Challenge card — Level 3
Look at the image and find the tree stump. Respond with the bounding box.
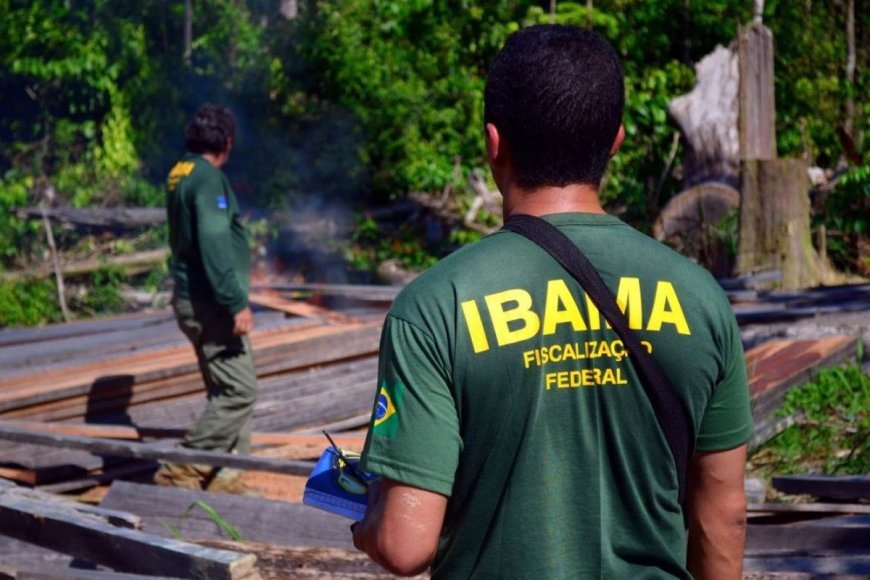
[653,182,740,278]
[737,159,830,288]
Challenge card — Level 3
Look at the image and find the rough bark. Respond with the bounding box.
[738,24,777,160]
[668,45,740,189]
[653,182,740,278]
[737,159,833,289]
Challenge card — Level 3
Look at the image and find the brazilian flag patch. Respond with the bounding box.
[373,385,401,437]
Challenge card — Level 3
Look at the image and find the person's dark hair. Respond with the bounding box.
[185,104,236,155]
[484,25,624,189]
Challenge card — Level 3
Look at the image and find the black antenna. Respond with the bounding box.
[323,430,369,488]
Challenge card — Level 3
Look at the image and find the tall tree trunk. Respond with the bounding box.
[280,0,298,20]
[845,0,855,137]
[738,24,776,161]
[183,0,193,65]
[735,23,835,288]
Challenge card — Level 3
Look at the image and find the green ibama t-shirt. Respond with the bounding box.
[361,212,753,580]
[165,153,250,314]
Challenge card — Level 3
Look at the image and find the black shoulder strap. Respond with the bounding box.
[502,213,694,508]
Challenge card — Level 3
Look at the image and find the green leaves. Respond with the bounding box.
[755,360,870,476]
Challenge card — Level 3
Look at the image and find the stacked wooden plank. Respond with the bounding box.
[0,286,863,486]
[727,282,870,324]
[745,475,870,578]
[0,299,386,487]
[0,282,867,576]
[745,335,858,423]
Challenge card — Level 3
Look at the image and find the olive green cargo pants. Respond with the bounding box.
[172,296,257,455]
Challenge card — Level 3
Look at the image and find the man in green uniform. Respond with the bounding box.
[352,26,752,579]
[154,104,257,492]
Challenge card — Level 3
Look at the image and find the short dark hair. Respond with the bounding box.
[484,25,624,189]
[185,104,236,154]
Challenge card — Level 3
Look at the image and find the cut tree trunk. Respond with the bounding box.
[738,23,777,160]
[737,159,833,289]
[653,182,740,278]
[668,44,740,189]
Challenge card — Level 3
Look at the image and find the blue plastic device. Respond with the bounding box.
[303,447,378,521]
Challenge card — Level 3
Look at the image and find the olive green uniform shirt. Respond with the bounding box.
[362,213,753,579]
[166,153,250,313]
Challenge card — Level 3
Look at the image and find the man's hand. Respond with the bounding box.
[686,444,748,580]
[233,306,254,335]
[352,478,447,576]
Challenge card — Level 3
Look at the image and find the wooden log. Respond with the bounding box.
[0,421,363,449]
[36,462,158,494]
[253,283,401,303]
[101,481,355,549]
[748,502,870,515]
[0,249,169,281]
[743,552,870,577]
[0,311,174,348]
[772,475,870,502]
[746,514,870,553]
[0,488,257,578]
[14,207,167,229]
[14,569,183,580]
[0,423,315,476]
[247,292,354,323]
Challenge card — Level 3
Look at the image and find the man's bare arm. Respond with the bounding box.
[686,444,748,580]
[352,478,448,576]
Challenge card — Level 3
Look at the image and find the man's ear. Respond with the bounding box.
[609,124,625,157]
[485,123,502,167]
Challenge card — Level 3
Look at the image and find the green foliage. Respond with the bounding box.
[815,166,870,273]
[0,172,41,265]
[160,500,245,541]
[72,265,125,316]
[0,0,866,328]
[304,0,500,200]
[345,215,438,274]
[0,278,62,327]
[605,62,694,223]
[756,359,870,476]
[765,0,867,167]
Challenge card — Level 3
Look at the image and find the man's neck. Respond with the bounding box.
[200,151,227,168]
[502,183,606,219]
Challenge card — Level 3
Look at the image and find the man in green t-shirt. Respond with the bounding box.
[154,104,257,494]
[352,25,752,579]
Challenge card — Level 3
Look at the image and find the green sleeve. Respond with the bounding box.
[360,314,460,497]
[695,314,754,451]
[194,172,247,313]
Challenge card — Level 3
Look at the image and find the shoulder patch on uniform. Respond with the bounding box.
[374,387,396,427]
[217,195,228,209]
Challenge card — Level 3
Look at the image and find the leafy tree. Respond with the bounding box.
[0,0,865,325]
[765,0,867,166]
